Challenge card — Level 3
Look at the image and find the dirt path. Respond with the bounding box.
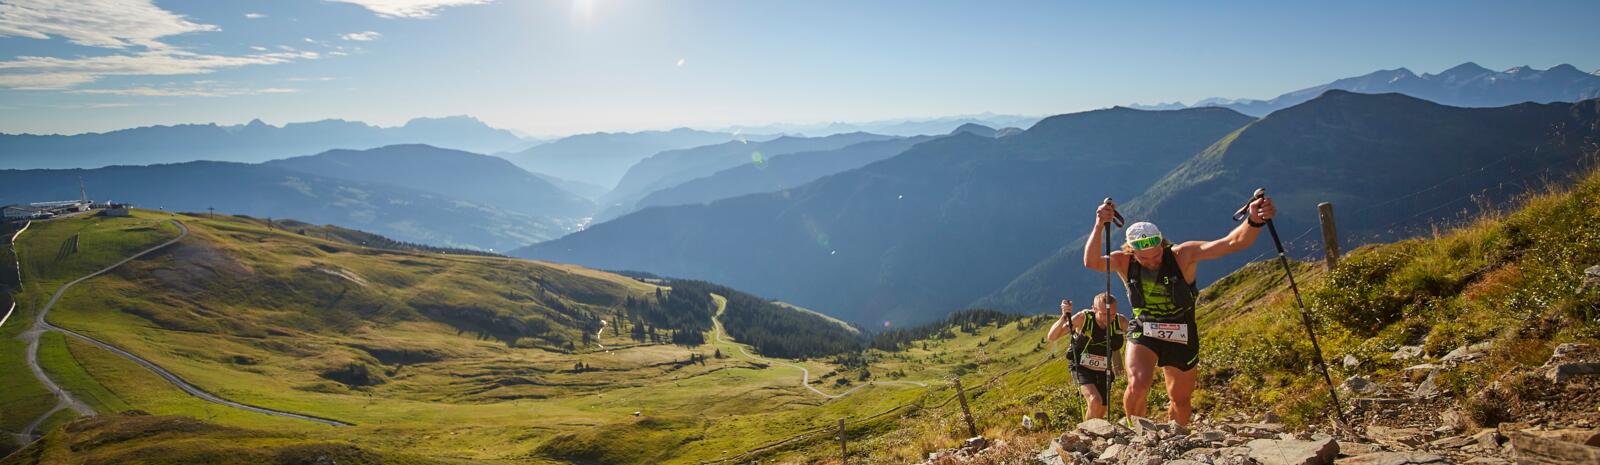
[16,220,347,443]
[709,294,926,399]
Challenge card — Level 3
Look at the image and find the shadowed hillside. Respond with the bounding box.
[984,91,1600,312]
[517,106,1257,327]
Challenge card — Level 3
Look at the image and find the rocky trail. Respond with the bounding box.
[916,342,1600,465]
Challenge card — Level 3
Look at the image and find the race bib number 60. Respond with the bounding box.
[1079,354,1108,371]
[1142,322,1189,344]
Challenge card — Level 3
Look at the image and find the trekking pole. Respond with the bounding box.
[1101,198,1123,417]
[1234,188,1348,426]
[1065,300,1079,373]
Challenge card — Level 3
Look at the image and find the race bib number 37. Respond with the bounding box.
[1142,322,1190,344]
[1080,354,1108,371]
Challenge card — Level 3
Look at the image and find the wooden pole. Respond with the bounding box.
[1317,202,1340,271]
[953,378,978,438]
[838,418,847,464]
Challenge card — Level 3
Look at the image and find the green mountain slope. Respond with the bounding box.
[982,91,1600,312]
[0,211,907,463]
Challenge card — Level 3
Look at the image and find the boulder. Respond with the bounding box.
[1098,443,1128,462]
[1439,341,1494,364]
[1391,346,1424,361]
[1337,441,1383,456]
[1343,354,1362,370]
[1580,265,1600,294]
[1343,376,1383,396]
[1427,435,1472,449]
[1438,410,1465,433]
[1333,451,1448,465]
[1400,364,1437,383]
[1541,343,1600,383]
[1471,428,1502,448]
[1411,373,1440,399]
[1527,428,1600,447]
[1127,416,1164,435]
[1037,444,1066,465]
[1076,418,1130,437]
[1365,426,1425,447]
[1509,430,1600,464]
[1246,437,1338,465]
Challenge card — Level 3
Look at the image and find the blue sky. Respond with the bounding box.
[1,0,1596,136]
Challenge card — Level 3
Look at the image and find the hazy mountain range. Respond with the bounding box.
[1132,62,1600,116]
[519,92,1600,327]
[263,144,595,220]
[1,145,589,251]
[596,132,902,221]
[517,106,1257,326]
[0,116,527,169]
[711,113,1041,137]
[632,135,939,213]
[629,124,1013,213]
[500,128,755,189]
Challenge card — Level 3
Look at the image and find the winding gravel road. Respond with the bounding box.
[15,219,347,444]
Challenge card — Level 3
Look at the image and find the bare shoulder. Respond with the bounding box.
[1171,240,1208,265]
[1107,249,1132,266]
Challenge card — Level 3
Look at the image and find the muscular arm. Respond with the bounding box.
[1083,220,1130,274]
[1046,311,1089,342]
[1173,195,1276,269]
[1174,219,1262,265]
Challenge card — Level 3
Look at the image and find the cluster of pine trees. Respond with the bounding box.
[716,286,861,358]
[622,282,717,346]
[869,309,1027,352]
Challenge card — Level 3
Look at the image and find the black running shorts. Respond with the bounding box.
[1128,333,1200,371]
[1071,366,1113,388]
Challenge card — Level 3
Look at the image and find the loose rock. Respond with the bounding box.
[1333,451,1448,465]
[1246,436,1338,465]
[1391,346,1424,361]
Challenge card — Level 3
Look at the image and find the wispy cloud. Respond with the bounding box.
[244,12,266,19]
[327,0,492,19]
[0,0,217,50]
[341,31,381,41]
[0,0,323,90]
[0,50,320,90]
[71,83,300,97]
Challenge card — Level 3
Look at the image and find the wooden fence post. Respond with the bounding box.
[953,378,978,438]
[838,418,847,464]
[1318,202,1340,271]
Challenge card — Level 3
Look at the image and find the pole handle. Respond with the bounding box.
[1102,198,1125,228]
[1231,188,1267,222]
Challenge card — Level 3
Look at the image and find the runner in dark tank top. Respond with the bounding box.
[1081,195,1276,427]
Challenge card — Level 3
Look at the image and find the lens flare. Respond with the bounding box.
[751,151,767,169]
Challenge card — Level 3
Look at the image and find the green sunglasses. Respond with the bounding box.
[1129,235,1163,251]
